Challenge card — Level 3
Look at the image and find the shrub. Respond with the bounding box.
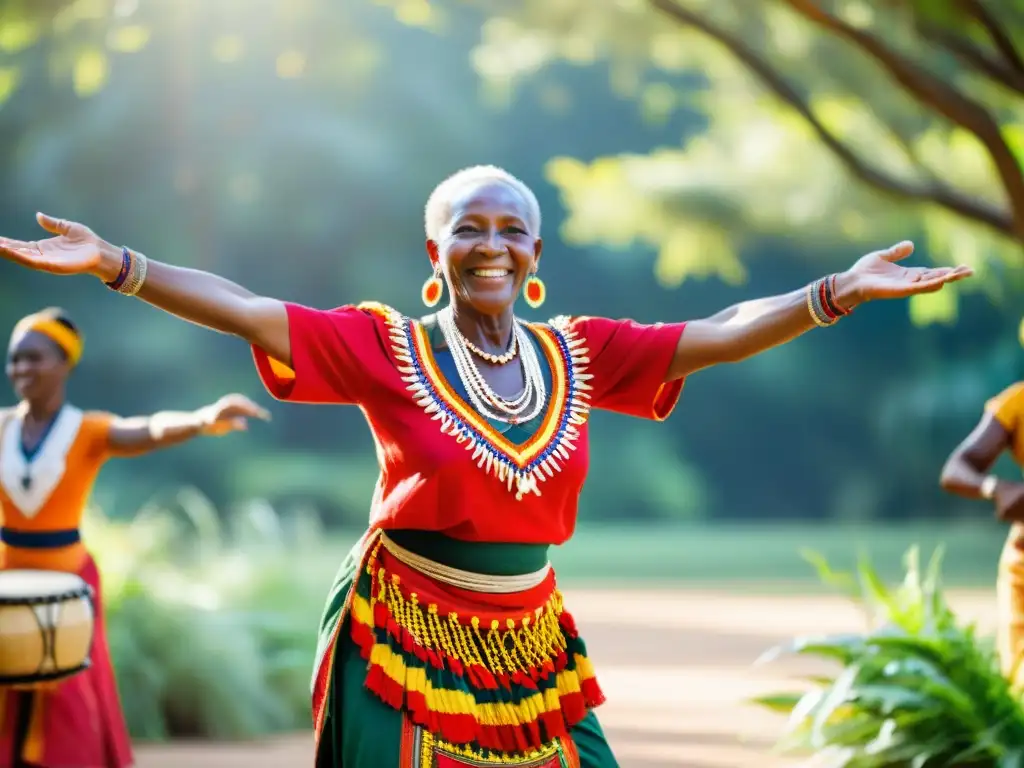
[753,546,1024,766]
[83,489,347,741]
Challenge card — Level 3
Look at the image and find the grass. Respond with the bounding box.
[77,491,1009,741]
[303,521,1008,587]
[549,520,1007,587]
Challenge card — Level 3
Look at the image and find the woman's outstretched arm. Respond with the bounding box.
[666,241,972,380]
[0,214,292,365]
[115,259,290,364]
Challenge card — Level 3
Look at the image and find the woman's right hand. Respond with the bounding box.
[0,213,121,281]
[2,211,292,363]
[995,480,1024,523]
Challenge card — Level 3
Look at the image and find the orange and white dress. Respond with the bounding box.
[0,404,133,768]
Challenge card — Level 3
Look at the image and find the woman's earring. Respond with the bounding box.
[422,270,444,307]
[523,273,546,309]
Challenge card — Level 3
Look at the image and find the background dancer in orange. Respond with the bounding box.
[0,307,269,767]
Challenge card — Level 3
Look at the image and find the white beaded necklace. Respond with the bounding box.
[437,307,547,425]
[461,331,518,365]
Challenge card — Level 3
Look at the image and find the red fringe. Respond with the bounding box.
[352,594,605,751]
[581,678,606,709]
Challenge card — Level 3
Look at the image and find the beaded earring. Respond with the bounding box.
[523,273,546,309]
[422,270,443,307]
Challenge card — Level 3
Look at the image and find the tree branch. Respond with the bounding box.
[919,22,1024,96]
[777,0,1024,239]
[958,0,1024,74]
[646,0,1014,238]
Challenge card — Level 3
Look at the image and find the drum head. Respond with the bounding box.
[0,569,90,604]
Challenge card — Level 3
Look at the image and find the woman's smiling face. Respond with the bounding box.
[428,180,542,317]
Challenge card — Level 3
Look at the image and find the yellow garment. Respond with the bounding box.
[986,382,1024,681]
[11,312,83,366]
[987,383,1024,464]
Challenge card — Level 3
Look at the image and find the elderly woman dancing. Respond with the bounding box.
[0,165,970,767]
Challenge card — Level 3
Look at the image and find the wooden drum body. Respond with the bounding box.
[0,569,95,689]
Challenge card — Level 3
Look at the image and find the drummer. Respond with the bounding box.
[0,307,269,767]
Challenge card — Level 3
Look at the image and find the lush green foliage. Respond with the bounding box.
[86,491,343,740]
[755,546,1024,766]
[445,0,1024,318]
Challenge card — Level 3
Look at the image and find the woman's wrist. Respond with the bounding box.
[193,405,215,431]
[832,270,862,310]
[91,241,126,283]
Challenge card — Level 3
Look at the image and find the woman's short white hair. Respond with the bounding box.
[424,165,541,241]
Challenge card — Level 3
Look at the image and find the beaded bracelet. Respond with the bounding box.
[104,247,131,291]
[104,246,148,297]
[825,274,852,318]
[806,274,853,328]
[807,279,834,327]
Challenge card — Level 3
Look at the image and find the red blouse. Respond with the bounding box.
[252,302,686,546]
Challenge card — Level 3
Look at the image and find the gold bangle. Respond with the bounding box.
[116,250,148,296]
[806,282,831,328]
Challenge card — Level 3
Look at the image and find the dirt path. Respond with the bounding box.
[135,587,998,767]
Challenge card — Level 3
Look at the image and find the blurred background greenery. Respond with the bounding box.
[2,0,1024,743]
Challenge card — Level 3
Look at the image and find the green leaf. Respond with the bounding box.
[750,692,803,713]
[853,684,930,715]
[757,633,866,666]
[811,664,867,748]
[801,548,859,596]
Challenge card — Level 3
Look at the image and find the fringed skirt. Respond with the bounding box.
[311,529,618,768]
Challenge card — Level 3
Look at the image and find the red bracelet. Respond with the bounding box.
[827,274,852,316]
[818,280,837,320]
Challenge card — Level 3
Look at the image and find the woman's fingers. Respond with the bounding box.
[36,213,72,236]
[0,239,41,266]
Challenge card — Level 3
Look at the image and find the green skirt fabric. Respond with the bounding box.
[310,530,620,768]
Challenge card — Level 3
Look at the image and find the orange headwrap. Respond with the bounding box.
[11,312,83,366]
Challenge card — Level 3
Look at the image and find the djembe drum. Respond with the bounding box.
[0,569,94,689]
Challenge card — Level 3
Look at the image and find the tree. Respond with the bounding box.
[10,0,1024,324]
[418,0,1024,323]
[0,0,444,104]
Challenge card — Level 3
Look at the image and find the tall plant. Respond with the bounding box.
[754,546,1024,766]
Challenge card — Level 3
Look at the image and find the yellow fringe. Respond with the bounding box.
[368,562,568,676]
[421,728,564,766]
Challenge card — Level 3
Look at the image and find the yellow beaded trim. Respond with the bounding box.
[421,728,564,766]
[370,560,569,676]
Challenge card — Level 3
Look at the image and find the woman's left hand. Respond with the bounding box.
[834,241,974,308]
[196,393,271,436]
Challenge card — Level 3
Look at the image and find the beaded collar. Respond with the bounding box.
[360,303,592,500]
